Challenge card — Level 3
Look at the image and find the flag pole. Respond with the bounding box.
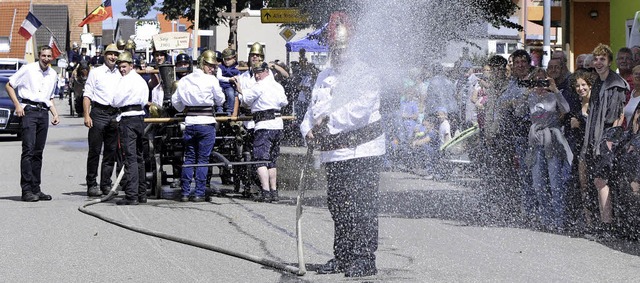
[29,1,37,62]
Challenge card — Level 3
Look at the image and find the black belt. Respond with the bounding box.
[118,105,143,112]
[92,102,117,113]
[185,106,215,116]
[317,120,384,151]
[252,109,281,123]
[22,99,49,110]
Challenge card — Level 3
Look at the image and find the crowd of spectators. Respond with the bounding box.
[380,44,640,241]
[267,44,640,241]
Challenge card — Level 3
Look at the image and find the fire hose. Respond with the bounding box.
[78,165,306,276]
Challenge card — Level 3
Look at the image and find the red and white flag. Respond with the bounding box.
[49,36,62,60]
[18,12,42,40]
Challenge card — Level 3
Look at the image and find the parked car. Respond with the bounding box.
[0,75,22,138]
[0,58,27,71]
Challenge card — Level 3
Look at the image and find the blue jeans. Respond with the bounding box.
[181,124,216,197]
[531,146,568,229]
[221,87,237,113]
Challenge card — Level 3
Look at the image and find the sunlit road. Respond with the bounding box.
[0,99,638,282]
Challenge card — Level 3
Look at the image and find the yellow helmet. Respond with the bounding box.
[198,50,217,68]
[248,42,264,57]
[116,51,134,64]
[116,39,126,50]
[103,44,120,56]
[125,39,136,50]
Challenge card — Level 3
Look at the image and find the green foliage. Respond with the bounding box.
[124,0,254,28]
[122,0,156,19]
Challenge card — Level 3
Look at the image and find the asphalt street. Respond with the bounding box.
[1,99,639,282]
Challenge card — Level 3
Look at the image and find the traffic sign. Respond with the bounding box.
[279,27,296,42]
[260,8,307,23]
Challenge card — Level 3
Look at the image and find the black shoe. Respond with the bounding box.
[270,190,279,202]
[36,192,52,201]
[21,192,39,202]
[101,186,112,196]
[317,258,348,274]
[87,186,101,197]
[116,198,139,205]
[138,195,148,203]
[191,196,206,202]
[179,195,190,202]
[252,190,270,202]
[344,259,377,277]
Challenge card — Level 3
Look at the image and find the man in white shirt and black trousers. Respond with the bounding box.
[300,14,385,277]
[82,43,123,197]
[6,45,61,202]
[111,51,149,205]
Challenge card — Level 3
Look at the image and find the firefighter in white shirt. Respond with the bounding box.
[5,45,60,202]
[238,61,288,202]
[171,50,225,202]
[300,13,384,277]
[111,51,149,205]
[82,43,122,197]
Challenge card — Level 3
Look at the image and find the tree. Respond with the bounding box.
[125,0,521,57]
[124,0,253,28]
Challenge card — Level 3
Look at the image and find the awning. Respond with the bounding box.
[285,24,329,53]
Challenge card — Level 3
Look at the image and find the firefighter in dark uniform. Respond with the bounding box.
[111,51,149,205]
[82,43,123,196]
[300,12,384,277]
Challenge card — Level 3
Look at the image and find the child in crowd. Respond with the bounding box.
[436,107,452,147]
[411,115,441,177]
[217,48,240,113]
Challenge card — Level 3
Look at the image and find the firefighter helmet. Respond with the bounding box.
[328,12,351,50]
[125,39,136,50]
[248,42,264,57]
[103,44,120,55]
[116,39,126,50]
[222,48,237,59]
[116,51,134,64]
[198,50,217,67]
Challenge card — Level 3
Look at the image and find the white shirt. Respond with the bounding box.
[9,62,58,107]
[171,68,225,125]
[240,73,288,130]
[111,70,148,119]
[237,68,277,129]
[624,89,640,127]
[439,119,451,146]
[83,64,121,106]
[300,66,385,163]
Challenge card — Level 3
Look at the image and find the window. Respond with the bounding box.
[177,24,187,32]
[0,37,10,52]
[507,43,517,54]
[496,43,505,54]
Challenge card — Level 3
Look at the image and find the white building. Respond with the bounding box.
[214,9,317,65]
